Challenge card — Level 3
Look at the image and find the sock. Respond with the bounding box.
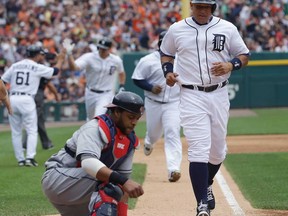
[189,162,208,203]
[117,202,128,216]
[208,162,222,186]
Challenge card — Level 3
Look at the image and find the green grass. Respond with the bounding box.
[228,108,288,135]
[224,152,288,210]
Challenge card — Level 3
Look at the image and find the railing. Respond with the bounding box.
[0,102,86,123]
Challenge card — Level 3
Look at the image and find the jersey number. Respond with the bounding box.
[16,72,30,86]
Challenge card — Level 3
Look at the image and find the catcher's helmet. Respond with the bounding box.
[26,45,47,57]
[158,30,167,48]
[191,0,217,13]
[97,38,112,50]
[105,91,144,115]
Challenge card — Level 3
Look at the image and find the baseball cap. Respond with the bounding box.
[97,38,113,50]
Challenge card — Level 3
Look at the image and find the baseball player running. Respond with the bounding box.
[132,31,182,182]
[41,91,144,216]
[63,37,126,120]
[0,77,12,114]
[160,1,250,215]
[1,45,66,167]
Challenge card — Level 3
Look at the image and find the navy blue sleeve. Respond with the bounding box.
[133,79,153,92]
[52,67,60,76]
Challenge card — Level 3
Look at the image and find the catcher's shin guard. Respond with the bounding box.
[90,183,123,216]
[117,202,128,216]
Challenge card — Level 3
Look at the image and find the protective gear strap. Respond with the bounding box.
[82,158,106,178]
[117,202,128,216]
[98,117,112,144]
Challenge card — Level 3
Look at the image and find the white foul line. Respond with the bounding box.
[216,170,245,216]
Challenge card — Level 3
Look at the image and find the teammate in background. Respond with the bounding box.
[0,77,12,114]
[1,45,66,167]
[160,1,250,215]
[63,37,126,120]
[23,52,60,150]
[41,91,144,216]
[131,31,182,182]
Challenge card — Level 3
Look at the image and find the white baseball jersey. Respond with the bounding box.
[160,16,250,86]
[2,59,54,163]
[132,51,182,175]
[2,59,54,95]
[75,51,124,91]
[132,51,180,103]
[76,51,125,119]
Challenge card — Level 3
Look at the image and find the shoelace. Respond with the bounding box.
[207,186,214,201]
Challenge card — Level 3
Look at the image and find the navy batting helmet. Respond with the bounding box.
[97,38,113,50]
[26,45,47,57]
[158,30,167,48]
[105,91,144,115]
[191,0,217,13]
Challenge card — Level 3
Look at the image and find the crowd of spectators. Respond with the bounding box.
[1,0,288,105]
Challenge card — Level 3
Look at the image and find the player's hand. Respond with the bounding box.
[0,95,13,115]
[122,179,144,198]
[62,38,75,55]
[118,84,125,93]
[165,72,178,87]
[211,62,233,76]
[151,85,162,94]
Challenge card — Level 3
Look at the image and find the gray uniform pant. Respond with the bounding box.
[41,168,97,216]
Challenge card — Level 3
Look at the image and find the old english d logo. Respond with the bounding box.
[212,34,225,52]
[113,135,130,158]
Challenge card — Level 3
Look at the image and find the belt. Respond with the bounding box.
[182,80,228,93]
[147,97,168,104]
[64,144,76,158]
[11,92,32,96]
[87,87,111,94]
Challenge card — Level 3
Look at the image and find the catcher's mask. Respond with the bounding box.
[191,0,217,13]
[105,91,144,115]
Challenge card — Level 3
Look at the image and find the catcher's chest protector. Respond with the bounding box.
[96,114,139,169]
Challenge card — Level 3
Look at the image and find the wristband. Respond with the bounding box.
[119,84,125,88]
[109,171,128,186]
[162,62,174,78]
[229,57,242,71]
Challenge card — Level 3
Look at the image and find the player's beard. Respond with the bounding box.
[116,117,133,136]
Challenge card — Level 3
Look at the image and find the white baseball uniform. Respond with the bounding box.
[160,16,249,164]
[2,59,54,163]
[132,51,182,176]
[75,51,125,120]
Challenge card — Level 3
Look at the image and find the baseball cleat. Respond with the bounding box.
[196,200,210,216]
[143,143,153,156]
[18,160,25,167]
[207,185,215,210]
[25,158,38,167]
[43,144,54,150]
[168,171,181,182]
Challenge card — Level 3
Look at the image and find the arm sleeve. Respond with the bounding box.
[133,79,153,91]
